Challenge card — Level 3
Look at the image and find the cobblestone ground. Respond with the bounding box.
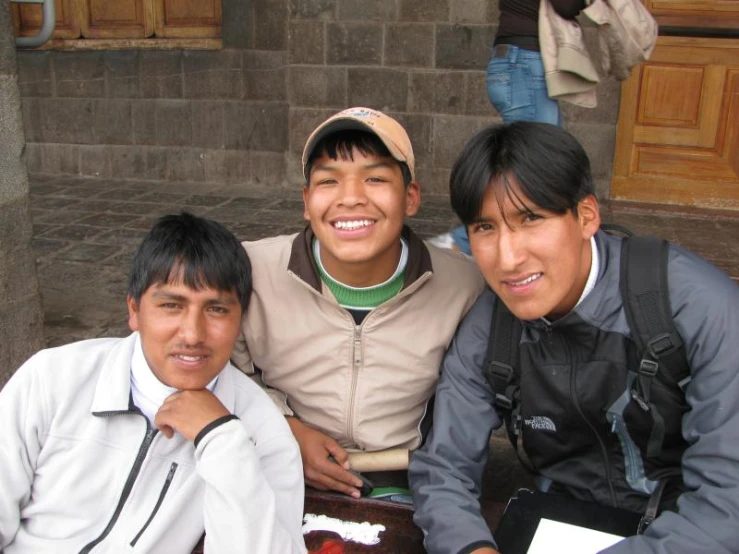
[28,173,739,502]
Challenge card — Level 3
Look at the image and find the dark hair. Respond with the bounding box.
[305,129,412,186]
[127,212,252,312]
[450,122,594,225]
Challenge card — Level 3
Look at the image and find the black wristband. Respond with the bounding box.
[194,414,239,448]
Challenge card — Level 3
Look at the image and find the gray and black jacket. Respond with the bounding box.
[409,230,739,554]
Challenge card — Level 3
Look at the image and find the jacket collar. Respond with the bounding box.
[287,224,433,292]
[90,332,237,417]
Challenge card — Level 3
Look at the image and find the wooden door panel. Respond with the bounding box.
[154,0,222,38]
[80,0,152,38]
[612,37,739,210]
[646,0,739,28]
[12,0,81,39]
[632,64,725,148]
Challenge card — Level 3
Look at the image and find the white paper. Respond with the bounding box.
[527,518,625,554]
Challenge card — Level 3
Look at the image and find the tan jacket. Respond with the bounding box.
[539,0,600,108]
[232,226,485,452]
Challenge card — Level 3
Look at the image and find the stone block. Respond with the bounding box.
[155,100,192,146]
[41,98,96,144]
[451,0,494,23]
[243,50,287,101]
[16,52,53,97]
[326,22,382,65]
[254,0,288,51]
[166,148,206,182]
[183,51,242,99]
[54,52,106,97]
[464,70,493,115]
[414,166,451,195]
[247,151,288,186]
[399,0,449,22]
[111,146,168,181]
[223,0,254,49]
[561,79,620,125]
[191,101,225,148]
[203,149,248,184]
[385,24,434,68]
[408,71,465,114]
[93,99,133,144]
[79,145,112,178]
[288,21,325,65]
[436,24,495,70]
[565,122,616,181]
[290,0,336,20]
[21,97,42,142]
[105,51,140,98]
[224,101,289,151]
[25,142,42,174]
[337,0,397,21]
[140,51,183,98]
[288,107,336,156]
[347,68,407,112]
[390,112,433,166]
[432,114,495,168]
[287,66,346,108]
[40,143,80,175]
[132,100,157,145]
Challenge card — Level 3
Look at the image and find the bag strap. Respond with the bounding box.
[483,296,533,470]
[619,236,691,457]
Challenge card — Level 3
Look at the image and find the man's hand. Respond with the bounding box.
[470,548,499,554]
[155,390,230,442]
[286,417,364,498]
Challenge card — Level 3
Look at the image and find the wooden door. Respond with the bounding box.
[612,6,739,210]
[11,0,81,39]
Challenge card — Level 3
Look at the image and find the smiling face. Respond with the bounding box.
[469,176,600,321]
[127,280,242,390]
[303,147,420,287]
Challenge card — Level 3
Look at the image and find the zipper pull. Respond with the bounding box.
[630,388,650,411]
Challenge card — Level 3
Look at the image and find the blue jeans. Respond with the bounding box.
[486,44,561,126]
[449,45,562,255]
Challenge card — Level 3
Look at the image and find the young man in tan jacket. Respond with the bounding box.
[231,107,484,498]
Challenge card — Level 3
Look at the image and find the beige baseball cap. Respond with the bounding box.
[301,107,416,182]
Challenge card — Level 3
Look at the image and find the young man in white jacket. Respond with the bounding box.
[0,213,306,554]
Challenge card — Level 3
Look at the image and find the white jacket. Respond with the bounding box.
[0,333,306,554]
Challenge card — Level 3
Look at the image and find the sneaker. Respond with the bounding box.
[427,232,457,251]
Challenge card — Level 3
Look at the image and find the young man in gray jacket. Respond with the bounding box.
[0,213,306,553]
[409,122,739,554]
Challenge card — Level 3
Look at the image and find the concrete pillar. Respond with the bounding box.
[0,0,45,388]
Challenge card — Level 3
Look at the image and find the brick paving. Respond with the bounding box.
[29,173,739,349]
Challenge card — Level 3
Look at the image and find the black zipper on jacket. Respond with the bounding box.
[565,333,618,507]
[129,461,178,547]
[79,426,158,553]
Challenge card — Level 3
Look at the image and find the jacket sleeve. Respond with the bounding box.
[409,290,503,554]
[604,248,739,554]
[0,355,45,549]
[195,418,306,554]
[230,329,295,416]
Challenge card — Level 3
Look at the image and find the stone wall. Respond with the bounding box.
[17,0,619,198]
[0,0,45,387]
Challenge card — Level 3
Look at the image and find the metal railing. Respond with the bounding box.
[13,0,55,49]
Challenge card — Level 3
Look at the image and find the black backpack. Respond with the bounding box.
[484,231,691,463]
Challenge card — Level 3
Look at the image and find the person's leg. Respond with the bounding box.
[487,45,561,126]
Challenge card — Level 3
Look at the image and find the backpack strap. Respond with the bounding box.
[619,236,691,458]
[483,296,530,468]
